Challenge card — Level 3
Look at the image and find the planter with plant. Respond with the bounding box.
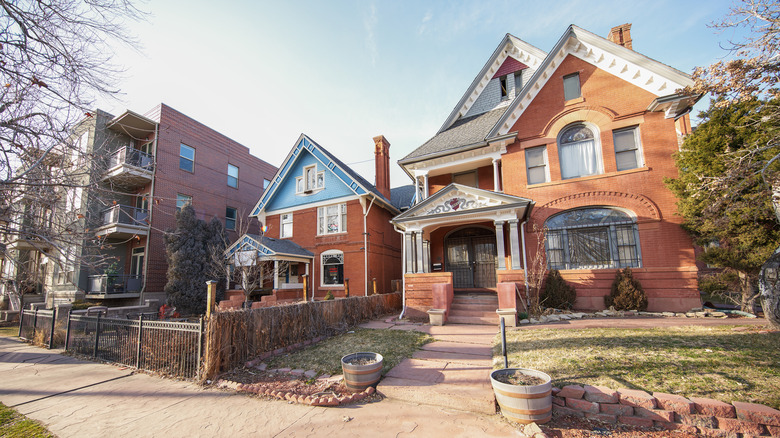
[490,367,552,424]
[340,352,383,393]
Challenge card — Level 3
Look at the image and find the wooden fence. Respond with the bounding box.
[202,292,401,380]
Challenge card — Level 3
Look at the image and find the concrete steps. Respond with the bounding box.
[447,293,498,325]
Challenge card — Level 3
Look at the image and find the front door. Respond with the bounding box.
[445,228,497,288]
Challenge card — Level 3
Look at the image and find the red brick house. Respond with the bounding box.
[239,134,407,300]
[392,24,702,320]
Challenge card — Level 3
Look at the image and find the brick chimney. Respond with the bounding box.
[607,23,632,50]
[373,135,391,199]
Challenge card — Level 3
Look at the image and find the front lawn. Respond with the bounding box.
[497,325,780,409]
[0,324,18,337]
[0,402,53,438]
[265,328,433,375]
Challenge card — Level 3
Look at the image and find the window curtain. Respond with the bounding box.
[560,139,598,179]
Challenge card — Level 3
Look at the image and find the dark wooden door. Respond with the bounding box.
[445,229,497,288]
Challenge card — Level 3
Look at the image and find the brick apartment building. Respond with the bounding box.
[391,24,702,320]
[227,134,409,304]
[3,103,276,308]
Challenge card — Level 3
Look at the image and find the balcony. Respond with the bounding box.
[6,229,54,252]
[86,274,143,299]
[102,148,154,188]
[94,205,150,240]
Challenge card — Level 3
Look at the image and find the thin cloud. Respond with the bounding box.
[418,11,432,35]
[364,2,378,66]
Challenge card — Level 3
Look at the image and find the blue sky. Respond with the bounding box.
[98,0,746,188]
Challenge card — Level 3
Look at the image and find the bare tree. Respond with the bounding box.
[0,0,144,304]
[525,224,548,317]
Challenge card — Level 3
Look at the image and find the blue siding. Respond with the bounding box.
[264,147,356,212]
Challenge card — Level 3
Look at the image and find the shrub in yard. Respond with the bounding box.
[605,268,648,311]
[324,291,334,300]
[540,270,577,309]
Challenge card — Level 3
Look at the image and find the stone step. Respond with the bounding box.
[448,309,496,318]
[450,303,497,312]
[447,314,498,325]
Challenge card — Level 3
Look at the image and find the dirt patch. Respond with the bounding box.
[493,370,546,386]
[541,414,701,437]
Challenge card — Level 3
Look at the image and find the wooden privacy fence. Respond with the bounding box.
[202,292,402,380]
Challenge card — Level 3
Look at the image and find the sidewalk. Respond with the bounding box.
[0,335,518,437]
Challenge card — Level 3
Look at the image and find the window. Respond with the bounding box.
[318,203,347,235]
[545,207,641,270]
[563,73,581,101]
[227,164,239,188]
[296,164,325,194]
[613,127,643,171]
[525,146,548,185]
[176,194,192,212]
[453,170,478,188]
[263,178,271,189]
[281,213,292,238]
[226,207,237,230]
[558,124,602,179]
[514,71,523,94]
[179,144,195,172]
[321,250,344,286]
[499,75,509,99]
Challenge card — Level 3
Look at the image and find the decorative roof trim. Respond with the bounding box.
[490,25,696,138]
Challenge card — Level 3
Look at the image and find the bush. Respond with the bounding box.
[540,270,577,309]
[605,268,648,311]
[324,291,334,300]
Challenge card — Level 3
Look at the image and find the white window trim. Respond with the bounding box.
[179,144,195,172]
[226,207,237,230]
[525,146,549,185]
[317,203,347,235]
[280,213,293,238]
[320,249,344,287]
[295,164,325,195]
[557,122,604,180]
[227,164,239,188]
[613,126,644,171]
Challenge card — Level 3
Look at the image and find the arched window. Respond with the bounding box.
[545,207,641,270]
[321,250,344,286]
[557,124,602,179]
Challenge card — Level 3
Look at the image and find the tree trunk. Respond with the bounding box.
[759,248,780,330]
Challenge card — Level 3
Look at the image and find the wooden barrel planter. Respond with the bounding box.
[490,368,552,424]
[341,352,383,393]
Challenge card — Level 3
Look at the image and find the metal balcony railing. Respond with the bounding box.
[101,205,149,227]
[87,274,143,294]
[108,148,154,171]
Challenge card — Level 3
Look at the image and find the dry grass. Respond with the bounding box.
[497,325,780,409]
[0,324,18,337]
[0,402,54,438]
[265,328,433,375]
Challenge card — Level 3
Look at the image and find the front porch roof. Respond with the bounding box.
[226,234,314,263]
[391,183,534,232]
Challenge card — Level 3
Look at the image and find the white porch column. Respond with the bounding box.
[508,219,522,270]
[273,260,279,289]
[404,232,415,273]
[494,220,506,270]
[415,232,425,273]
[492,158,502,192]
[423,174,429,200]
[422,240,430,273]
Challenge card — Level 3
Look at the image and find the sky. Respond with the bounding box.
[96,0,749,189]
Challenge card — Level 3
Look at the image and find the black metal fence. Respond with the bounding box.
[18,308,57,348]
[65,314,204,379]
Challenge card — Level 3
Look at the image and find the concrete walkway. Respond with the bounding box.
[0,335,519,437]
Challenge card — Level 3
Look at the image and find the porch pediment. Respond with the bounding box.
[391,183,534,230]
[226,234,314,263]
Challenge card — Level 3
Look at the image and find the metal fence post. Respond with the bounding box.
[64,309,72,351]
[136,314,143,369]
[197,316,204,380]
[93,313,101,358]
[32,308,38,340]
[17,308,24,338]
[48,306,57,349]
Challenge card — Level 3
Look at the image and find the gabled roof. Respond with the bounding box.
[402,25,699,166]
[392,183,534,227]
[225,233,314,260]
[251,134,400,216]
[490,24,698,137]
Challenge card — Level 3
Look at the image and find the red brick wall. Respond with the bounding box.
[496,54,698,312]
[143,104,277,294]
[263,198,401,299]
[403,271,453,319]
